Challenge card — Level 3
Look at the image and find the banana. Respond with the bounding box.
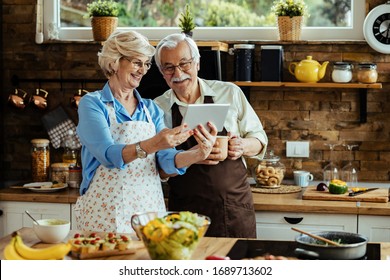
[13,232,71,260]
[3,236,27,260]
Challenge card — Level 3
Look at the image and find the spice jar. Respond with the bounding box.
[51,163,69,183]
[31,139,50,182]
[68,165,82,188]
[357,63,378,83]
[253,150,285,189]
[331,62,353,83]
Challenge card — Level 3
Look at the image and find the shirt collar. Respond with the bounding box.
[168,78,217,108]
[100,81,145,108]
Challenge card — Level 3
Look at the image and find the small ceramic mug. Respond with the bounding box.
[293,170,314,187]
[215,136,228,161]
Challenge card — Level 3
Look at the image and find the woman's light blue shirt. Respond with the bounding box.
[76,82,185,195]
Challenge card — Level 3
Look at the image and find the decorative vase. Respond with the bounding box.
[277,16,303,41]
[91,16,118,41]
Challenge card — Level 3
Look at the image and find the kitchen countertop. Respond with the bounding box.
[1,183,389,216]
[0,227,389,260]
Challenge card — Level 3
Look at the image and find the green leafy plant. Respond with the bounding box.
[178,4,196,34]
[271,0,308,18]
[86,0,119,17]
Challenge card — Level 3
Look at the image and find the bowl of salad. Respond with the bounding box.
[131,211,211,260]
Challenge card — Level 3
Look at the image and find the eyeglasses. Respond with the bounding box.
[162,58,194,75]
[123,57,152,71]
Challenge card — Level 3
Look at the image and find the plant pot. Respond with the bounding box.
[91,16,118,41]
[277,16,303,41]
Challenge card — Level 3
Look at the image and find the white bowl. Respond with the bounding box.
[33,219,70,244]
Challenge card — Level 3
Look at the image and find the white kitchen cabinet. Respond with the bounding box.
[255,211,357,241]
[0,201,71,237]
[358,215,390,242]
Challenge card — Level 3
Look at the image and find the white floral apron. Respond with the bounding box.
[74,102,166,233]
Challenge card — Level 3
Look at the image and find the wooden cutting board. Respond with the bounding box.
[302,186,389,203]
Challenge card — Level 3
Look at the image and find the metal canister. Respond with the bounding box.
[31,139,50,182]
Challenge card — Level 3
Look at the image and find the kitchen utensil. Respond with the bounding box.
[294,231,368,260]
[30,88,49,110]
[288,56,329,83]
[349,187,379,197]
[291,227,341,246]
[8,88,29,109]
[25,210,40,225]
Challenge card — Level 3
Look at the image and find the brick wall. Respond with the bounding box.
[1,0,389,184]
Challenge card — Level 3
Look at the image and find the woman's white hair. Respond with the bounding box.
[154,33,201,73]
[98,30,155,78]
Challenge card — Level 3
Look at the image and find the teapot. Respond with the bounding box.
[289,56,329,83]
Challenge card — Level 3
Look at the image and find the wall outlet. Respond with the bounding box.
[286,141,310,158]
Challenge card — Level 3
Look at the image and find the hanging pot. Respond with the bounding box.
[294,231,368,260]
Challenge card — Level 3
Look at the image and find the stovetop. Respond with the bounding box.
[226,240,381,260]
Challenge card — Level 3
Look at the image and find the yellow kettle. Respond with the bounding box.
[289,56,329,83]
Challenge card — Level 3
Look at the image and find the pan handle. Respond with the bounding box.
[294,248,320,260]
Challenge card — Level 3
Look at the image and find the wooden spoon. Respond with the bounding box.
[291,227,341,247]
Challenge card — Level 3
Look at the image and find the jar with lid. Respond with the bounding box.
[357,63,378,84]
[331,62,353,83]
[51,162,69,183]
[31,139,50,182]
[252,150,285,189]
[68,165,82,188]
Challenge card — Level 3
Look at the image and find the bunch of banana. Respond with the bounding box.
[3,231,71,260]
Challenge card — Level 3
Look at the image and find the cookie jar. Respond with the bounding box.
[253,150,285,189]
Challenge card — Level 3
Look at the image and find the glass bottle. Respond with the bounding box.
[62,130,78,165]
[322,143,339,186]
[341,144,359,188]
[31,138,50,182]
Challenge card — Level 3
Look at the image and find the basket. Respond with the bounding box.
[277,16,303,41]
[91,17,118,42]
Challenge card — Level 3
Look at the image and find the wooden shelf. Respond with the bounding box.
[149,40,229,52]
[232,81,382,89]
[232,82,383,124]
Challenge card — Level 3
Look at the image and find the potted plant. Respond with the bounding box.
[271,0,308,41]
[86,0,120,41]
[178,4,196,37]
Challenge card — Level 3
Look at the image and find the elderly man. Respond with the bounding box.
[154,33,268,238]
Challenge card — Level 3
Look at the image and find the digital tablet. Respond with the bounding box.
[181,103,230,132]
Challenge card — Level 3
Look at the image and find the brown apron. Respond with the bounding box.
[168,96,256,238]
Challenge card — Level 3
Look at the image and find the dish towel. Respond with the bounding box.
[41,106,81,149]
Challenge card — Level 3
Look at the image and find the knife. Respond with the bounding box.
[349,188,379,196]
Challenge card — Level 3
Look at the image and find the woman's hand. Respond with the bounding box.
[151,124,193,151]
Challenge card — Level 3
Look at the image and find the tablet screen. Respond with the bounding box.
[181,103,230,132]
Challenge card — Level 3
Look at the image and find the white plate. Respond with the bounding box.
[25,183,68,193]
[23,182,53,188]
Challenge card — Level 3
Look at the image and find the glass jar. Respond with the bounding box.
[31,139,50,182]
[357,63,378,83]
[253,150,285,189]
[68,165,82,188]
[331,62,353,83]
[51,162,69,183]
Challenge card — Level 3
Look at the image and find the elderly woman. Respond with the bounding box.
[74,30,217,233]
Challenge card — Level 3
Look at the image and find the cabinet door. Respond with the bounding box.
[358,215,390,242]
[0,201,71,237]
[255,211,357,241]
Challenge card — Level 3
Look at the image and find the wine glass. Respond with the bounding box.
[323,143,339,185]
[341,144,359,188]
